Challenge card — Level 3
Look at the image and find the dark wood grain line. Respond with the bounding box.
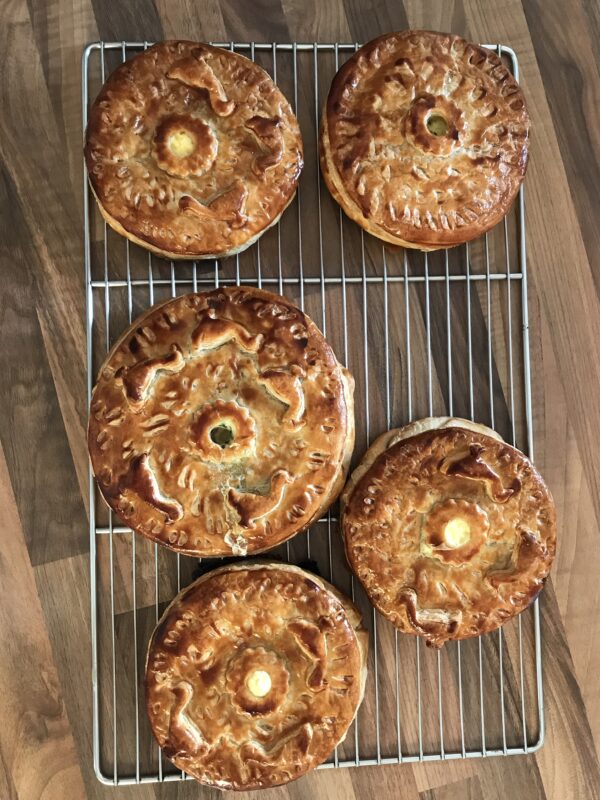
[0,3,89,446]
[523,0,600,293]
[451,2,468,35]
[280,0,351,42]
[343,0,409,42]
[91,0,164,42]
[33,554,114,800]
[0,163,86,565]
[0,444,87,800]
[0,748,18,800]
[220,0,291,41]
[156,0,228,44]
[25,0,52,89]
[420,776,484,800]
[580,0,600,76]
[539,585,600,800]
[351,762,421,800]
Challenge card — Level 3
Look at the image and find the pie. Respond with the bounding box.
[145,562,368,789]
[320,31,530,250]
[88,286,354,556]
[342,417,556,647]
[85,41,303,259]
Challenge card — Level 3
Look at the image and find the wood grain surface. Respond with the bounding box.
[1,1,599,799]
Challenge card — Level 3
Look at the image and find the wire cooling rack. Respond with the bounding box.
[83,41,543,786]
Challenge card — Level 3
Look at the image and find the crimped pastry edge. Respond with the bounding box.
[90,183,296,261]
[320,113,442,252]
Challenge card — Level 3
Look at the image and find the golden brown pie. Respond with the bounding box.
[85,41,303,259]
[342,417,556,648]
[145,562,368,789]
[320,31,530,250]
[88,286,354,556]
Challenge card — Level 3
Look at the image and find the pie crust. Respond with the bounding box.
[145,562,368,789]
[320,31,529,250]
[342,418,556,647]
[85,41,303,259]
[88,287,355,556]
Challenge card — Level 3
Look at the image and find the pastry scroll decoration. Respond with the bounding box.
[122,453,184,522]
[289,619,328,690]
[179,182,249,228]
[487,529,550,589]
[119,345,185,406]
[245,115,284,175]
[228,469,293,528]
[168,48,235,116]
[191,309,263,352]
[398,587,462,646]
[440,443,521,502]
[166,681,207,758]
[258,367,306,428]
[241,722,314,763]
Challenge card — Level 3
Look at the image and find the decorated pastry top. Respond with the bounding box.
[85,41,303,258]
[145,563,367,789]
[88,287,354,556]
[342,418,556,647]
[321,31,529,249]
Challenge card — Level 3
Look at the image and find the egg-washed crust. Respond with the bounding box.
[85,41,303,259]
[341,416,502,507]
[145,562,368,790]
[342,421,556,647]
[88,287,354,557]
[321,31,529,250]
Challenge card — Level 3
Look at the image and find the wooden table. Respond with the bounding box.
[1,1,600,798]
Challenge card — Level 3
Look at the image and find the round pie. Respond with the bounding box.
[320,31,530,250]
[342,417,556,648]
[88,286,354,556]
[85,41,303,259]
[145,562,368,789]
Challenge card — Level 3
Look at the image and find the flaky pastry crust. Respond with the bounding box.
[145,562,368,790]
[320,31,530,250]
[88,287,354,557]
[85,41,303,259]
[342,418,556,647]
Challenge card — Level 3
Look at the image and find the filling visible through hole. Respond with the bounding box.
[168,129,196,157]
[426,113,449,137]
[210,423,234,447]
[246,669,272,698]
[443,517,471,548]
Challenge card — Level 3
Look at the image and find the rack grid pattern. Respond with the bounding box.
[83,41,543,786]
